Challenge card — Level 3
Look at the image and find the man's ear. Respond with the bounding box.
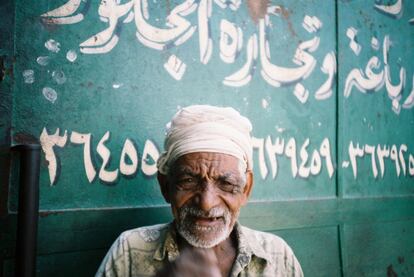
[157,172,171,203]
[241,170,254,206]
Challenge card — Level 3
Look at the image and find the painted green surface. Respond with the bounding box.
[338,0,414,198]
[9,0,337,211]
[1,0,414,276]
[343,220,414,276]
[274,226,342,277]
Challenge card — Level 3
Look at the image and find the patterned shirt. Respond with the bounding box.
[96,222,303,277]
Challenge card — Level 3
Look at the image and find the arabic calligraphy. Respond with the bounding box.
[40,0,336,103]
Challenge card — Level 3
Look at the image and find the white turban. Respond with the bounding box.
[157,105,253,175]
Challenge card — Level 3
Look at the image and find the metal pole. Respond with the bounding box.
[13,144,41,277]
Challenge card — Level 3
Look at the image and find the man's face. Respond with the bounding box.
[159,152,253,248]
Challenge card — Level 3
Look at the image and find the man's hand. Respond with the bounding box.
[155,248,222,277]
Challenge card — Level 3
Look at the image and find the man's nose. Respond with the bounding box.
[193,182,220,212]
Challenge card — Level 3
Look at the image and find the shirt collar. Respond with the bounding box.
[153,223,179,262]
[153,222,272,265]
[233,222,272,266]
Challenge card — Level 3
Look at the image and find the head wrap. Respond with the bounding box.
[157,105,253,175]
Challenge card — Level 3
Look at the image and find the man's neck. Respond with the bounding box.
[176,231,238,277]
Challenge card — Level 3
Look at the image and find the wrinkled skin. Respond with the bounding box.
[157,152,253,277]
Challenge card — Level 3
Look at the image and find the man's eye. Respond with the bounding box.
[176,177,197,190]
[180,177,194,183]
[219,181,239,193]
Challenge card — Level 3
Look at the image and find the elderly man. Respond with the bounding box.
[96,105,303,277]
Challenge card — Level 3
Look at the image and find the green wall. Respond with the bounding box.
[1,0,413,276]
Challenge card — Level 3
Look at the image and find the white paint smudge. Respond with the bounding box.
[36,56,50,66]
[302,15,322,33]
[293,83,309,104]
[42,87,57,103]
[374,0,403,18]
[223,34,258,87]
[40,128,68,185]
[113,83,123,89]
[260,18,317,88]
[215,0,241,10]
[45,39,61,53]
[346,27,361,56]
[392,98,401,115]
[314,51,336,100]
[41,0,85,24]
[371,37,379,50]
[275,126,285,133]
[66,50,77,62]
[22,70,35,84]
[52,70,66,85]
[164,55,186,80]
[342,161,349,168]
[261,98,269,109]
[343,56,384,98]
[219,19,243,64]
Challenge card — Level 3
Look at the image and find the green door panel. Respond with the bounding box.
[1,0,413,276]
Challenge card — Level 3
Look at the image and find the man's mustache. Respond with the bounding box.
[179,206,230,222]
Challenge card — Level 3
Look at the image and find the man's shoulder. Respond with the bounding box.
[238,225,304,277]
[239,225,294,254]
[117,223,170,249]
[96,224,171,276]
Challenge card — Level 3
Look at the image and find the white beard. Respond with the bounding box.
[176,206,238,248]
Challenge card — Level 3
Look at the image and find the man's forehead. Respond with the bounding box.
[176,152,240,163]
[172,152,242,172]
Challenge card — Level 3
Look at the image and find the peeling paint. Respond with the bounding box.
[261,98,269,109]
[247,0,268,23]
[387,264,397,277]
[273,5,297,37]
[52,70,66,85]
[36,56,50,66]
[23,69,35,84]
[45,39,61,53]
[66,50,77,62]
[42,87,58,103]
